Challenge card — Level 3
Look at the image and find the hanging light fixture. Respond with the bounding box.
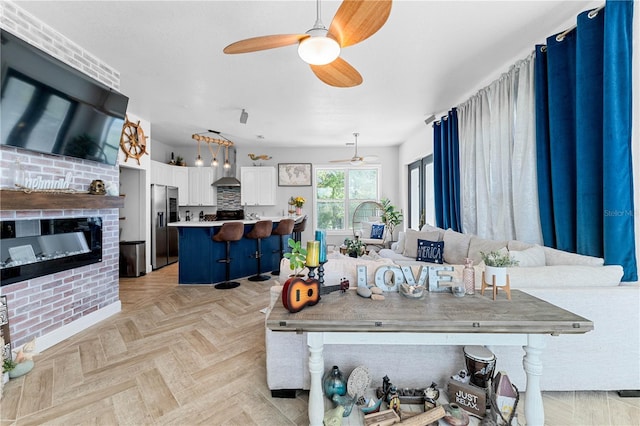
[208,143,221,167]
[297,0,340,65]
[194,140,204,166]
[223,146,231,169]
[191,131,234,168]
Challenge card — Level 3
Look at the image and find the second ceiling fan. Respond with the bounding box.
[223,0,392,87]
[331,133,378,165]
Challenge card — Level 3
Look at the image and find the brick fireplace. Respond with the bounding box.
[0,2,123,350]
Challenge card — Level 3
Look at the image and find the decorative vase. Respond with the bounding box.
[8,360,34,379]
[323,365,347,399]
[296,207,302,215]
[463,258,475,295]
[484,265,507,287]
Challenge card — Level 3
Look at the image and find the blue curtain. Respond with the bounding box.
[433,109,461,231]
[535,1,637,281]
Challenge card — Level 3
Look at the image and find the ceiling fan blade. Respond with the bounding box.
[310,57,362,87]
[223,34,308,54]
[330,159,353,163]
[328,0,392,48]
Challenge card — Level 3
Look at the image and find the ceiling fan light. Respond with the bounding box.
[298,36,340,65]
[350,158,363,166]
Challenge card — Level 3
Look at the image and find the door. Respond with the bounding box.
[151,184,168,269]
[407,155,434,230]
[167,186,179,264]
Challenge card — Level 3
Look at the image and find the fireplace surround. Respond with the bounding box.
[0,217,103,286]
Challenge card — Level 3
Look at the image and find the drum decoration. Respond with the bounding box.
[463,345,496,388]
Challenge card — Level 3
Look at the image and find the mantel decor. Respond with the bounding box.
[278,163,312,186]
[0,190,124,210]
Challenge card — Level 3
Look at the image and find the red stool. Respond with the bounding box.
[211,222,244,289]
[246,220,273,282]
[270,219,295,275]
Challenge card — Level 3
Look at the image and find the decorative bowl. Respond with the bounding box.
[452,285,466,298]
[400,283,425,299]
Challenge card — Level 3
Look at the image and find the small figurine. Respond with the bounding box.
[424,381,440,404]
[388,385,401,416]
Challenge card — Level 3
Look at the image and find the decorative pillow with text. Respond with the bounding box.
[370,224,385,239]
[417,239,444,264]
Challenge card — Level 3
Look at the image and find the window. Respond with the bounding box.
[315,165,380,232]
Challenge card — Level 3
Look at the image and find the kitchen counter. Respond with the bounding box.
[168,215,300,228]
[170,216,300,284]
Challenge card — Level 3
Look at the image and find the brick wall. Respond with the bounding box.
[0,1,122,348]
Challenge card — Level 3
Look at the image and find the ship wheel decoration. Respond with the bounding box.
[119,115,149,165]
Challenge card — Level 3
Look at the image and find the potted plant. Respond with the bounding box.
[344,237,365,258]
[3,358,16,384]
[380,198,403,242]
[283,238,307,278]
[480,250,518,286]
[176,156,186,166]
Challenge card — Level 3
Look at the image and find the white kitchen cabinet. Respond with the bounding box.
[150,161,191,205]
[241,167,276,206]
[188,167,215,206]
[173,167,189,206]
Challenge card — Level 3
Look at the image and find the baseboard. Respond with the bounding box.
[35,301,121,352]
[618,390,640,397]
[271,389,298,398]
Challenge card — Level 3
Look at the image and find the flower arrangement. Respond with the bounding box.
[293,196,306,208]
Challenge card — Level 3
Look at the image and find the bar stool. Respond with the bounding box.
[292,215,307,243]
[211,222,245,289]
[246,220,273,282]
[270,219,295,275]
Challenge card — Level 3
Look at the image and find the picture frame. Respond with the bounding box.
[278,163,312,186]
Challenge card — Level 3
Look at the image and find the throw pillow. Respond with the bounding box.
[402,229,442,258]
[509,245,546,267]
[467,236,508,265]
[370,224,385,240]
[442,229,473,264]
[416,239,444,264]
[393,231,406,254]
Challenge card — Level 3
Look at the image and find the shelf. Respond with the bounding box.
[0,190,125,210]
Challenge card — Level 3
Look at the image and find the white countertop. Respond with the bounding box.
[168,215,301,227]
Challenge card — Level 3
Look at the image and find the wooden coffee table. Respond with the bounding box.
[266,289,593,426]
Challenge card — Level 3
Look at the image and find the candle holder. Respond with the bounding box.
[307,265,318,280]
[318,261,327,285]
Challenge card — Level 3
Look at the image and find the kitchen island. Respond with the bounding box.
[169,217,297,284]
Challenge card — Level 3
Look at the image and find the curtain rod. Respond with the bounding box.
[555,4,605,42]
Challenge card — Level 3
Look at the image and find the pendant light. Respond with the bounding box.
[194,140,204,166]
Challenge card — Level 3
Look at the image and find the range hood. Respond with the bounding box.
[212,147,240,186]
[212,176,240,187]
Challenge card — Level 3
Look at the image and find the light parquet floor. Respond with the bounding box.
[1,263,638,425]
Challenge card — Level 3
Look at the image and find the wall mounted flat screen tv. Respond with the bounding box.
[0,29,129,166]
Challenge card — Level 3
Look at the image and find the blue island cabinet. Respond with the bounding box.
[175,222,283,284]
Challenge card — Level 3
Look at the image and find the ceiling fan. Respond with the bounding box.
[331,133,378,165]
[223,0,392,88]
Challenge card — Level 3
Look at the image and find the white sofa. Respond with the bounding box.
[265,233,639,395]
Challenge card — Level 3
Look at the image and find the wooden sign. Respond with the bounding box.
[399,405,446,426]
[447,379,486,418]
[364,409,400,426]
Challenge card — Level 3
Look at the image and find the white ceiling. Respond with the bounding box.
[15,0,598,149]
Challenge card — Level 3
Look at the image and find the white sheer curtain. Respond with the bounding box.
[458,52,542,244]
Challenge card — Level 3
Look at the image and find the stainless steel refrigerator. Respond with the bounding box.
[151,184,179,269]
